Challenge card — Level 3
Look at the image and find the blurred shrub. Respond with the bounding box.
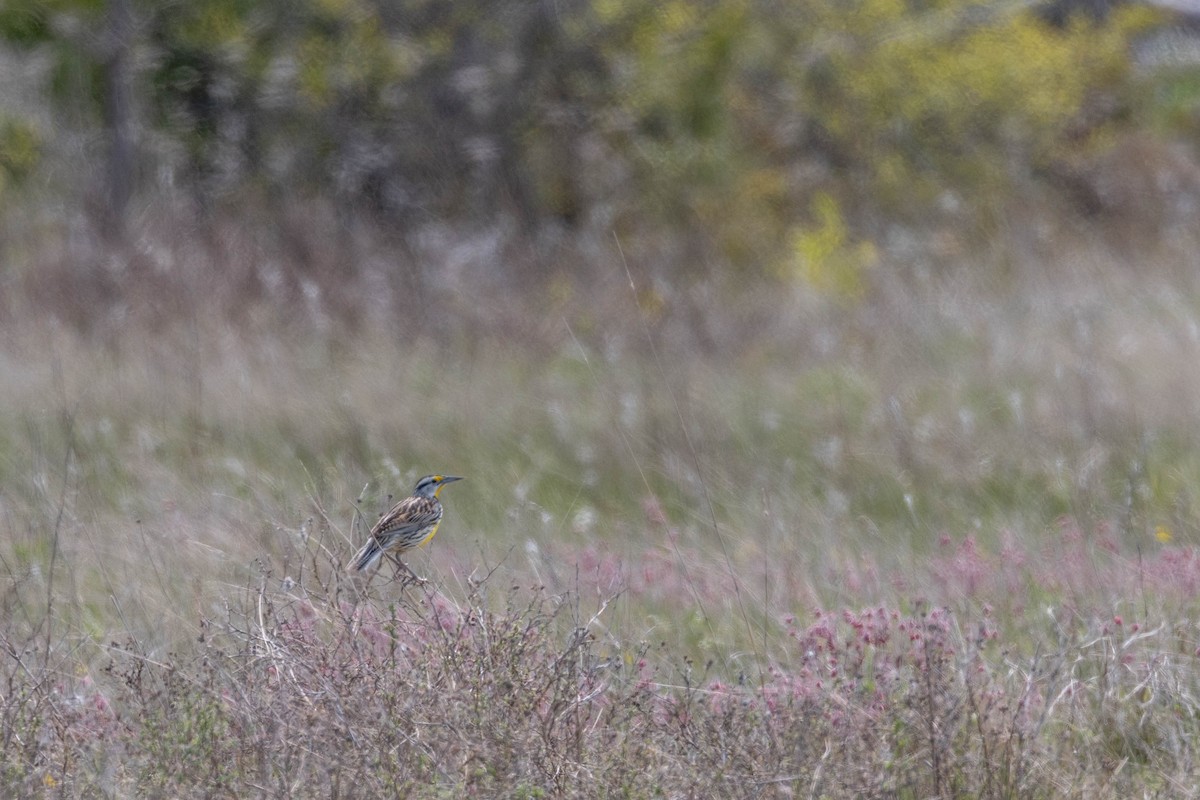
[801,0,1156,205]
[0,116,39,196]
[786,193,878,297]
[602,0,1157,280]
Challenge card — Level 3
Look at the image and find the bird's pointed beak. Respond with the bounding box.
[442,475,464,484]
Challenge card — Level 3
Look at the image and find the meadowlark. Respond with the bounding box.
[347,474,463,574]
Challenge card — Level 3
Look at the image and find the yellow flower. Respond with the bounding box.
[1155,525,1173,544]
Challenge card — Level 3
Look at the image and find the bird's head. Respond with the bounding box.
[414,474,464,498]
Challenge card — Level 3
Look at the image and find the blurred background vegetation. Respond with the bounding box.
[2,0,1198,329]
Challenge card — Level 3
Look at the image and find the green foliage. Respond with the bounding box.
[602,0,792,269]
[804,1,1151,204]
[0,1,52,46]
[786,193,878,297]
[600,0,1151,275]
[0,116,39,197]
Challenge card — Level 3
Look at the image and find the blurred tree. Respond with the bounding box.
[102,0,134,228]
[0,0,136,226]
[138,0,611,228]
[0,0,1166,289]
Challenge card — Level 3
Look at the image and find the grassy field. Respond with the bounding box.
[4,234,1200,796]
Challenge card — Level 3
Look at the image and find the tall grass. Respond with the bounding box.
[4,215,1200,794]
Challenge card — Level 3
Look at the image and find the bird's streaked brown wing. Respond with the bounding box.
[371,495,443,548]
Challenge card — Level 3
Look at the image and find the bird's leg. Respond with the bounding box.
[385,553,427,586]
[386,552,405,581]
[398,561,427,585]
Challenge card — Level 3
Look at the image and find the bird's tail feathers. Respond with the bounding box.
[348,538,384,573]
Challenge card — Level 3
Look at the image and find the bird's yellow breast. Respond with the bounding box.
[419,520,441,546]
